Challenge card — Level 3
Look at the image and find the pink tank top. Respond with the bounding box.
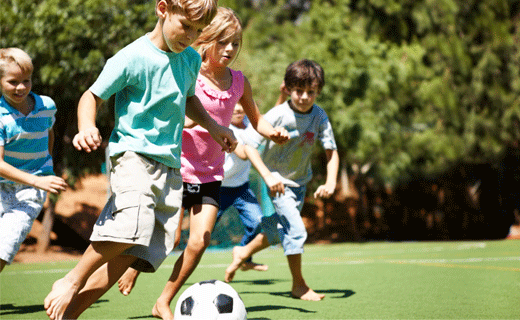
[181,69,245,183]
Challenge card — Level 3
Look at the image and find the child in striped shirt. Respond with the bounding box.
[0,47,67,273]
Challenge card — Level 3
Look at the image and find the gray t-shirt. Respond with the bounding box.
[246,101,337,186]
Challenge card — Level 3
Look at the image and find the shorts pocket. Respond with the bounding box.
[97,191,141,240]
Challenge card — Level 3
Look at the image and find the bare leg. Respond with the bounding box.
[225,233,270,282]
[152,204,217,320]
[44,241,134,320]
[64,255,137,319]
[118,268,141,296]
[287,254,325,301]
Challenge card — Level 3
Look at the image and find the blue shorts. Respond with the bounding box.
[218,182,279,246]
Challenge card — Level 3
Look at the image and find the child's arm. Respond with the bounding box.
[185,95,237,153]
[72,90,104,153]
[313,149,340,199]
[240,77,289,145]
[275,82,289,106]
[241,144,285,196]
[0,146,67,193]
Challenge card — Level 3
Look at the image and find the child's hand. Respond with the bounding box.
[72,127,102,152]
[264,173,285,197]
[313,183,335,199]
[210,125,238,153]
[33,176,68,194]
[270,127,289,145]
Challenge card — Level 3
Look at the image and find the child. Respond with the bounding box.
[42,1,237,319]
[0,48,67,273]
[216,102,286,272]
[116,8,289,319]
[224,59,340,301]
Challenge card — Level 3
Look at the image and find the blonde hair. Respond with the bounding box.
[159,0,218,26]
[193,7,243,61]
[0,48,33,78]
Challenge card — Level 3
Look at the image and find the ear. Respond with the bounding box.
[156,0,168,18]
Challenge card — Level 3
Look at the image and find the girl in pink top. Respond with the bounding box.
[117,8,288,320]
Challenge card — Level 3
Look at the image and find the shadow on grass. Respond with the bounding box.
[0,300,109,316]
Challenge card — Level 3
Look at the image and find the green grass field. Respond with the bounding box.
[1,240,519,319]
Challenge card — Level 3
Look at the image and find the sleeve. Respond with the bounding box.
[244,105,278,148]
[186,48,202,97]
[89,51,130,101]
[317,108,337,150]
[41,96,57,128]
[0,124,5,147]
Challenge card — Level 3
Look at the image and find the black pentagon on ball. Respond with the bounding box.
[180,296,195,315]
[214,294,233,313]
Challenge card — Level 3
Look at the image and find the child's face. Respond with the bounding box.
[0,63,32,109]
[158,3,206,53]
[231,104,245,126]
[205,33,241,67]
[287,84,319,114]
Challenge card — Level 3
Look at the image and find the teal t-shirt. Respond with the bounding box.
[90,35,201,168]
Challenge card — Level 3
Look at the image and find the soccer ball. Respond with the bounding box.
[174,279,247,320]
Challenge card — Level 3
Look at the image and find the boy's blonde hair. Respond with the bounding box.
[0,48,33,78]
[193,7,243,61]
[159,0,218,26]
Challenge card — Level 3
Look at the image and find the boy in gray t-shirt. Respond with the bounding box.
[225,59,339,301]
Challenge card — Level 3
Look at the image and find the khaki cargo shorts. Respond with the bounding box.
[90,151,182,272]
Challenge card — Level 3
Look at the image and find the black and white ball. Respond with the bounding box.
[174,279,247,320]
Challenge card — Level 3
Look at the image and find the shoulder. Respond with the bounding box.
[0,97,11,115]
[31,93,56,113]
[230,69,244,80]
[38,95,57,110]
[181,47,202,67]
[311,104,330,121]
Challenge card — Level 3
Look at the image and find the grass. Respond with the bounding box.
[1,240,519,319]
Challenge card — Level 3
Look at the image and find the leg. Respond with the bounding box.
[272,186,323,301]
[287,253,325,301]
[44,241,135,320]
[234,183,269,269]
[0,259,6,273]
[225,233,270,282]
[64,255,137,319]
[118,267,141,296]
[153,204,218,320]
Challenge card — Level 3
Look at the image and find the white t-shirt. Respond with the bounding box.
[221,124,252,187]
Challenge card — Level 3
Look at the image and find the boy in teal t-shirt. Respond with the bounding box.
[43,1,237,319]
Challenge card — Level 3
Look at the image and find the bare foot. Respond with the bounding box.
[240,261,269,272]
[225,246,247,282]
[44,277,80,320]
[152,299,173,320]
[292,286,325,301]
[118,268,140,296]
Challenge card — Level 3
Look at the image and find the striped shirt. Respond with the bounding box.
[0,93,56,183]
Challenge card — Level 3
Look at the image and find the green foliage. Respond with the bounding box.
[2,0,519,184]
[239,0,520,184]
[1,0,156,177]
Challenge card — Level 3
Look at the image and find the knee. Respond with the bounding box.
[187,232,211,253]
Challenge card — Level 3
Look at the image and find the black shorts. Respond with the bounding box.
[182,181,221,210]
